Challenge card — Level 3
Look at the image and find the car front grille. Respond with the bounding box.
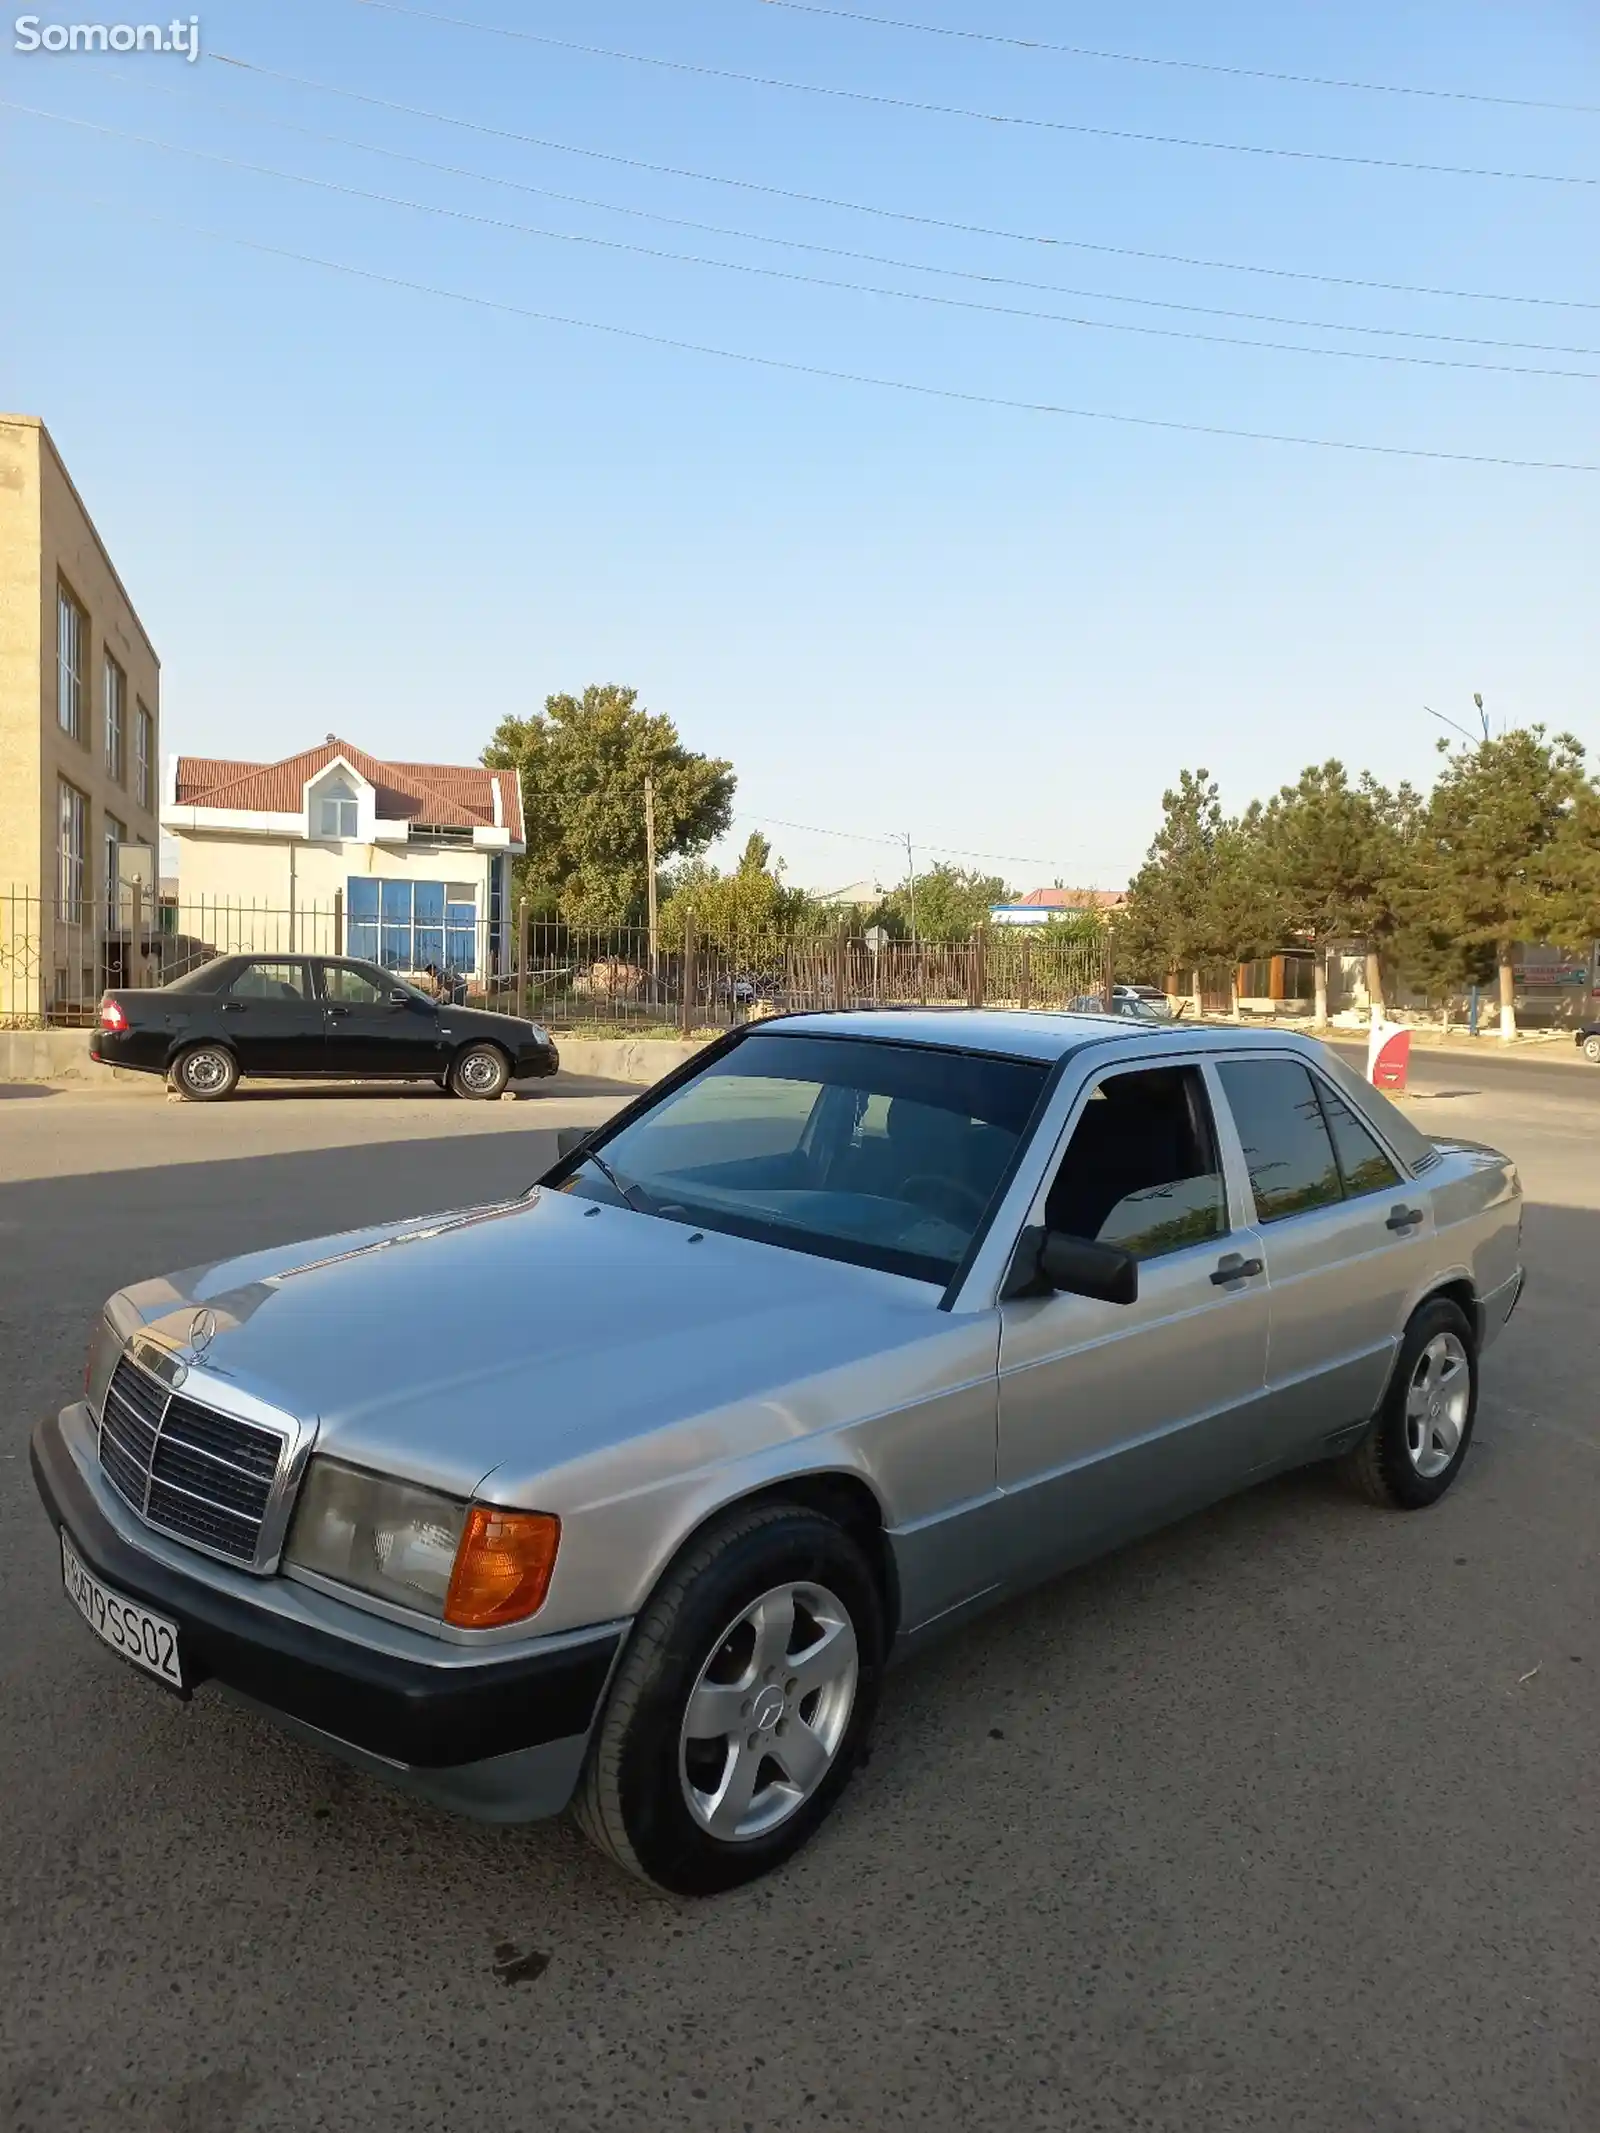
[98,1354,287,1565]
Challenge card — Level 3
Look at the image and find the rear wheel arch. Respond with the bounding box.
[1416,1275,1480,1345]
[167,1039,240,1100]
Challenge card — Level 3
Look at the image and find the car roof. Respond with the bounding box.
[756,1008,1336,1066]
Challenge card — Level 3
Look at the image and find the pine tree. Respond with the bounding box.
[1412,728,1597,1038]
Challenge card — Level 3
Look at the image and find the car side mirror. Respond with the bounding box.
[555,1126,589,1160]
[389,988,416,1006]
[1036,1229,1139,1305]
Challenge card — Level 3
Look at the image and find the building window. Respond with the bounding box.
[58,781,87,913]
[104,814,126,932]
[317,773,359,840]
[57,583,87,741]
[135,702,154,811]
[104,654,126,784]
[346,878,479,974]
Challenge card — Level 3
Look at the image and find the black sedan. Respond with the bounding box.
[91,954,560,1102]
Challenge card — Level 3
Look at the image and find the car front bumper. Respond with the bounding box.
[515,1038,560,1080]
[30,1403,621,1822]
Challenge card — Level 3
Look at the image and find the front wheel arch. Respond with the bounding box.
[447,1040,512,1099]
[634,1470,900,1650]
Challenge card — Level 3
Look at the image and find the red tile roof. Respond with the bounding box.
[173,739,523,843]
[1017,886,1127,909]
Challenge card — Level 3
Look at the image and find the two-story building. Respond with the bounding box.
[0,414,161,1016]
[166,740,525,981]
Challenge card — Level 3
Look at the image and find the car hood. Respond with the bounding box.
[114,1191,943,1499]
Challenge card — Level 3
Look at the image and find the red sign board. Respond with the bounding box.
[1367,1025,1411,1093]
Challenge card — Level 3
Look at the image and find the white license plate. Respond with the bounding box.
[61,1532,184,1689]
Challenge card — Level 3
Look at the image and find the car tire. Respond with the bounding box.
[447,1044,510,1101]
[168,1044,239,1103]
[1583,1035,1600,1064]
[575,1502,885,1895]
[1341,1296,1479,1510]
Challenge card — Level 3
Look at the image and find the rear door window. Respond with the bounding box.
[1216,1060,1343,1224]
[227,961,312,1002]
[1315,1078,1402,1197]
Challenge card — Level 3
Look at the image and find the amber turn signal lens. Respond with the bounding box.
[444,1507,560,1629]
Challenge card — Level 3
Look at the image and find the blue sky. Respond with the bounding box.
[2,0,1596,891]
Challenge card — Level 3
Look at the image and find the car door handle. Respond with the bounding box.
[220,1001,245,1014]
[326,1005,351,1019]
[1210,1253,1264,1285]
[1386,1205,1425,1232]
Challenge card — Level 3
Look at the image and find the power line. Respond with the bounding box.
[346,5,1599,188]
[33,184,1597,471]
[85,77,1600,359]
[15,104,1590,380]
[753,0,1600,117]
[733,812,1107,873]
[210,57,1600,312]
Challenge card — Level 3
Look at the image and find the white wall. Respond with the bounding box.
[168,832,504,968]
[171,832,493,909]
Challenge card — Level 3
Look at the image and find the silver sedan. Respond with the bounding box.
[32,1012,1523,1893]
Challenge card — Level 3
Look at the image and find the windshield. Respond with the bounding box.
[562,1031,1050,1285]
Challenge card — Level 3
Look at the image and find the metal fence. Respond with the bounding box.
[1,888,1111,1031]
[516,919,1108,1032]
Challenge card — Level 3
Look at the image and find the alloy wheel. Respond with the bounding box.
[1405,1331,1471,1478]
[678,1582,859,1842]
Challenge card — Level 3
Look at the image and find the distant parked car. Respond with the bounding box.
[1066,987,1178,1023]
[36,1011,1522,1893]
[91,954,559,1101]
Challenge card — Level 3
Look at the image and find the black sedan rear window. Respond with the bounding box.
[563,1032,1049,1285]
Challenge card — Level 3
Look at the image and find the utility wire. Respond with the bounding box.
[30,185,1598,473]
[211,57,1600,312]
[14,104,1590,380]
[83,78,1600,358]
[347,2,1599,188]
[753,0,1600,117]
[734,812,1107,873]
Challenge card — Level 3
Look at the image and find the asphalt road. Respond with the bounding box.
[1,1066,1596,2133]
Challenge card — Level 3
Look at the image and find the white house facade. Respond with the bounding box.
[165,738,524,977]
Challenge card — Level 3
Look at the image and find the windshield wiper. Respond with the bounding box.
[582,1147,656,1215]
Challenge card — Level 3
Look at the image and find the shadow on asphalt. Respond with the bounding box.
[0,1084,62,1102]
[186,1073,635,1105]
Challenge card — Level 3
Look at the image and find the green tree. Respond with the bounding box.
[1258,761,1393,1029]
[1119,770,1228,1006]
[866,864,1012,945]
[1204,803,1284,1016]
[658,833,822,951]
[1410,727,1597,1037]
[484,684,735,927]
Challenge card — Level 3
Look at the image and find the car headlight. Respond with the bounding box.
[284,1458,560,1628]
